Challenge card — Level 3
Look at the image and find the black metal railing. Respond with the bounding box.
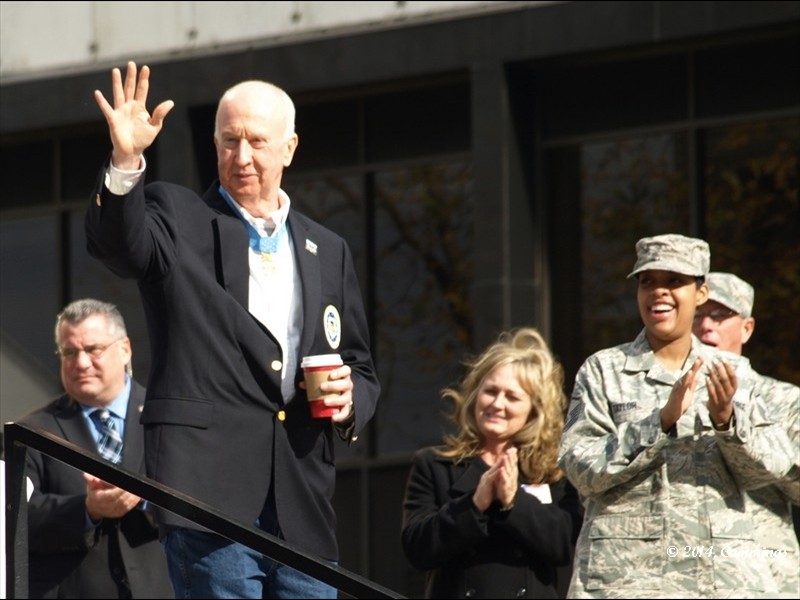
[3,422,405,599]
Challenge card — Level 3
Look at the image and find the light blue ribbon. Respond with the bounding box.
[219,185,286,253]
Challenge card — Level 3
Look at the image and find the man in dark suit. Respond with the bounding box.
[85,62,380,598]
[19,298,172,599]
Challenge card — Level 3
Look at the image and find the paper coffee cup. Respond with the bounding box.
[301,354,344,418]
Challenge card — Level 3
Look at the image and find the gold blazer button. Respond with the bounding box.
[270,360,282,371]
[277,410,286,422]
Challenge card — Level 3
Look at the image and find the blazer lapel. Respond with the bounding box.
[52,395,98,455]
[204,184,250,309]
[449,456,488,496]
[121,382,147,472]
[289,212,321,357]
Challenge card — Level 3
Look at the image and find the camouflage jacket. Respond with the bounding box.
[558,330,799,598]
[745,374,800,597]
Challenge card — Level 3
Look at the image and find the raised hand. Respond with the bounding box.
[94,61,174,170]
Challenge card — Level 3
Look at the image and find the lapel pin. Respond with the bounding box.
[305,239,318,255]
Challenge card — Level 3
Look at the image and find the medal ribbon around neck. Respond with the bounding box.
[219,185,287,253]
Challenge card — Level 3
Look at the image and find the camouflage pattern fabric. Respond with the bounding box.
[627,234,710,279]
[745,374,800,597]
[706,272,756,317]
[558,330,799,598]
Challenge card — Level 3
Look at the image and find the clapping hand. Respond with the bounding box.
[473,447,518,512]
[661,356,704,432]
[706,359,737,430]
[84,472,141,522]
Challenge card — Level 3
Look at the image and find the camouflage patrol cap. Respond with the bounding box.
[627,234,710,279]
[706,272,754,317]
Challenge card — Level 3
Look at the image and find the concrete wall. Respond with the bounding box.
[0,0,550,81]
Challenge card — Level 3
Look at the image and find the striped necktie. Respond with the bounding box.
[90,408,123,464]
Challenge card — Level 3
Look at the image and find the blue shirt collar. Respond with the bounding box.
[80,375,131,421]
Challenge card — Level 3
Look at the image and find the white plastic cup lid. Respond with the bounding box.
[301,354,343,369]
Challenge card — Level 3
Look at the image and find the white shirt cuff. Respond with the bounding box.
[104,156,147,195]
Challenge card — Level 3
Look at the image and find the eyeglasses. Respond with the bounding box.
[693,308,739,323]
[57,339,123,361]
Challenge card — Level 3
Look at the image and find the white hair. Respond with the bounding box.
[214,80,296,141]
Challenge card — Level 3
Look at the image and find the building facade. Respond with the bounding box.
[2,1,798,595]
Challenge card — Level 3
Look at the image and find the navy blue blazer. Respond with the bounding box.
[85,172,379,561]
[402,446,582,599]
[20,382,173,599]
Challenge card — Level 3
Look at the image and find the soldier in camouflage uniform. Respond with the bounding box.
[558,234,798,598]
[694,271,800,596]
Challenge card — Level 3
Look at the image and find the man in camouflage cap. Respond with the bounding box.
[694,272,800,594]
[707,271,755,317]
[694,272,755,355]
[559,234,798,598]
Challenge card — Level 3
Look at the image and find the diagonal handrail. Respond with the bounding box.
[3,421,405,600]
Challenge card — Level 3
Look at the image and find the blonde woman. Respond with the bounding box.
[402,328,582,598]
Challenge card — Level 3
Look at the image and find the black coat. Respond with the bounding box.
[402,447,582,599]
[85,172,380,561]
[20,382,173,599]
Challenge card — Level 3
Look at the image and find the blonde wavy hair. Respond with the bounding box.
[437,327,567,484]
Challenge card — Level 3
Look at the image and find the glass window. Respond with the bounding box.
[538,55,687,139]
[696,36,800,117]
[374,162,474,455]
[284,175,366,278]
[539,33,799,389]
[548,133,691,377]
[291,100,360,172]
[61,129,111,201]
[365,82,471,162]
[0,216,61,376]
[581,133,690,355]
[188,104,218,192]
[702,117,800,383]
[0,139,54,208]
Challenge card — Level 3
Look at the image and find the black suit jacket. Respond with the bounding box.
[20,382,173,599]
[401,447,583,599]
[85,173,380,560]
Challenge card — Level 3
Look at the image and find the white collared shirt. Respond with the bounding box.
[227,191,303,403]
